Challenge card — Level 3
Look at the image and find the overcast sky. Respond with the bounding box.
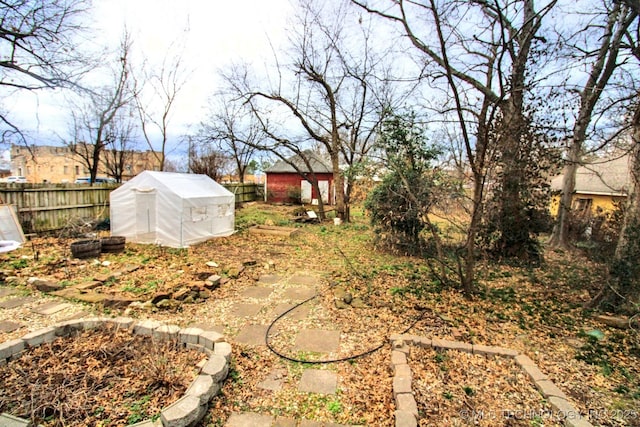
[9,0,293,148]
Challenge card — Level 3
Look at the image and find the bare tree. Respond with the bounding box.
[188,139,233,181]
[198,99,260,183]
[0,0,90,144]
[548,1,637,249]
[67,32,134,184]
[223,0,393,221]
[102,106,138,183]
[133,41,189,171]
[354,0,557,293]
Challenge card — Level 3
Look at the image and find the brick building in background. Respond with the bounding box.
[10,144,162,183]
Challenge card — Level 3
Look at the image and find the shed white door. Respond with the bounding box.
[301,180,330,204]
[318,180,329,204]
[135,190,157,243]
[301,180,312,203]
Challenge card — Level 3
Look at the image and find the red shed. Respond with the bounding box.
[265,152,334,205]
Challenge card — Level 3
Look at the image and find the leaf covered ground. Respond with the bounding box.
[0,202,639,426]
[0,327,203,426]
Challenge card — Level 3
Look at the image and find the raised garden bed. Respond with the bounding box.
[248,225,300,237]
[0,318,231,427]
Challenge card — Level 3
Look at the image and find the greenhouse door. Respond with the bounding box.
[135,190,157,243]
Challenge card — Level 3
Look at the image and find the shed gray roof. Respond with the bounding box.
[265,151,332,174]
[550,154,631,196]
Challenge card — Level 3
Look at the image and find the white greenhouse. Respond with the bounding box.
[110,171,235,247]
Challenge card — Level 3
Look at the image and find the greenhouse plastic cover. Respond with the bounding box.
[110,171,235,247]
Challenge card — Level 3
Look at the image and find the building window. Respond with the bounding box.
[64,165,68,174]
[75,165,80,175]
[573,198,593,213]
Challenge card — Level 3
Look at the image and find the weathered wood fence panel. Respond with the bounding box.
[223,183,262,203]
[0,183,114,234]
[0,182,261,234]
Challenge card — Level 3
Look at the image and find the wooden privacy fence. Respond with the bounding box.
[0,182,262,234]
[224,182,264,203]
[0,183,114,234]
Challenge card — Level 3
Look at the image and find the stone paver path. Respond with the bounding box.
[0,320,23,333]
[283,287,316,301]
[269,303,311,321]
[0,287,18,298]
[32,301,72,315]
[294,329,341,353]
[226,412,274,427]
[63,310,91,320]
[241,286,274,299]
[234,324,269,346]
[298,369,338,395]
[258,274,283,284]
[257,368,287,391]
[274,417,297,427]
[288,275,321,286]
[0,296,36,309]
[231,302,263,318]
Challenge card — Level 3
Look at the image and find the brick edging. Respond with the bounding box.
[0,317,231,427]
[389,334,593,427]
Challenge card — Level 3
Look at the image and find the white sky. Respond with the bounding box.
[9,0,293,147]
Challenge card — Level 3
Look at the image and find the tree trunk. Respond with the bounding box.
[462,172,485,295]
[331,150,348,222]
[548,143,580,249]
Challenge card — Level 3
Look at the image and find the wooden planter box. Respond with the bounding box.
[248,225,300,237]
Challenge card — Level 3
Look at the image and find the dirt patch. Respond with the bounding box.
[0,327,204,426]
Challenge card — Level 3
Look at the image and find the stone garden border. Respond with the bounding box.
[389,334,593,427]
[0,317,231,427]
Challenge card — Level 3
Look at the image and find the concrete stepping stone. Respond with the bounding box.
[258,274,282,284]
[0,413,31,427]
[294,329,340,353]
[289,274,322,286]
[257,368,288,391]
[226,412,273,427]
[274,416,297,427]
[241,286,274,299]
[231,303,263,318]
[0,296,36,309]
[283,286,316,301]
[63,311,91,320]
[0,287,18,298]
[234,324,269,346]
[0,320,24,333]
[270,303,311,321]
[298,369,337,394]
[32,301,72,315]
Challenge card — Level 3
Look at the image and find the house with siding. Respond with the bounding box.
[265,151,334,204]
[550,154,630,216]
